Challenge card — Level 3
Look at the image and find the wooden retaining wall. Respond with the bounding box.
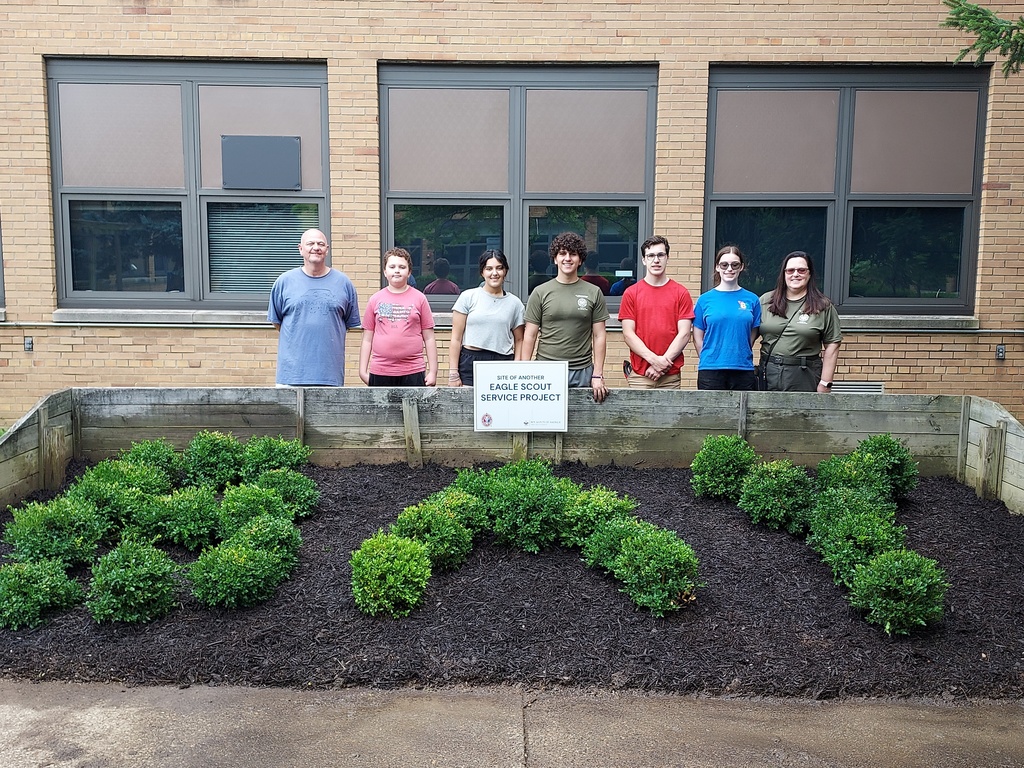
[0,387,1020,514]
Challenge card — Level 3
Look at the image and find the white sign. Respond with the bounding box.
[473,361,568,432]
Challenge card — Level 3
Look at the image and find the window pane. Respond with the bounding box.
[207,202,320,293]
[198,85,324,192]
[713,90,839,194]
[59,83,184,189]
[394,205,504,292]
[69,200,184,292]
[526,90,648,194]
[388,89,510,193]
[850,207,963,299]
[714,206,828,297]
[527,205,640,295]
[851,91,978,195]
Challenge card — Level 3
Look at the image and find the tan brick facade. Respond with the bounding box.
[1,1,1022,425]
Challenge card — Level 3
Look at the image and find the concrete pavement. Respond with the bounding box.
[1,680,1022,768]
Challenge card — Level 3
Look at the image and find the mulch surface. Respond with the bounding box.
[2,463,1023,699]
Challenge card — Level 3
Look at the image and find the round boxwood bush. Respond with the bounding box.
[855,433,919,498]
[738,459,815,534]
[810,506,907,589]
[188,544,292,609]
[815,451,891,498]
[86,538,179,623]
[4,495,108,567]
[225,514,302,573]
[422,486,490,536]
[0,559,84,630]
[67,460,171,529]
[612,526,702,616]
[118,438,185,486]
[184,430,244,491]
[559,485,638,549]
[253,468,320,520]
[582,515,662,573]
[690,434,758,501]
[133,485,220,551]
[480,460,580,553]
[240,436,312,483]
[350,531,431,618]
[217,484,292,541]
[390,503,473,571]
[849,549,949,636]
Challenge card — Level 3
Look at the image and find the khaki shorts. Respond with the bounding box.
[626,372,682,389]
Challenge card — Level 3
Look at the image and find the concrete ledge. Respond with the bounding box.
[52,308,270,326]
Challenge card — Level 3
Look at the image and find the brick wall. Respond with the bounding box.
[1,0,1022,426]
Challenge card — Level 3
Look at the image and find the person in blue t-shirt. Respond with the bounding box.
[267,228,361,387]
[692,245,761,391]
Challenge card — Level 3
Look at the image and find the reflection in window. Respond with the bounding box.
[393,205,503,293]
[850,208,963,299]
[208,202,320,293]
[69,200,184,292]
[714,206,828,298]
[527,206,639,295]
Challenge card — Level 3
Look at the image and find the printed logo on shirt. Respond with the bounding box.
[738,300,749,310]
[377,302,412,323]
[576,296,590,311]
[797,313,810,324]
[302,288,338,316]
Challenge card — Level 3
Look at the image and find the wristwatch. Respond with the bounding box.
[819,380,833,389]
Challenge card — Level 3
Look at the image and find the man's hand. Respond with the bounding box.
[591,376,608,403]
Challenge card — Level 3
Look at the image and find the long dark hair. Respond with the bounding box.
[712,244,744,287]
[767,251,832,317]
[478,249,510,276]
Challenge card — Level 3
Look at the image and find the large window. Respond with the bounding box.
[705,67,987,314]
[380,66,656,307]
[48,61,329,309]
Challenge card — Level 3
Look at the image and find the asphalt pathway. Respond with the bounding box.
[1,681,1022,767]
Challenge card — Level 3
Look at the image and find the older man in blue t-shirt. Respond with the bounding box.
[268,228,361,386]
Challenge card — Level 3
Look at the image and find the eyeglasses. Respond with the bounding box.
[718,261,742,271]
[644,252,668,261]
[785,267,809,275]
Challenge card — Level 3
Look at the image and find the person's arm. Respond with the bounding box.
[692,326,704,356]
[512,324,526,360]
[523,322,540,361]
[448,311,468,387]
[620,319,667,378]
[818,341,841,393]
[422,327,438,387]
[591,321,608,403]
[358,330,373,385]
[273,323,281,331]
[663,318,692,368]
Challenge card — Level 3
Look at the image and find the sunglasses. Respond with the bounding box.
[785,267,809,275]
[718,261,742,271]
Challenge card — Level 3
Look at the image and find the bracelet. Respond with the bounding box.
[592,375,603,379]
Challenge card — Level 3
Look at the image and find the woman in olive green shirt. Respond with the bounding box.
[757,251,842,393]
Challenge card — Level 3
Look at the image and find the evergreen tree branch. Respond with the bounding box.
[942,0,1024,77]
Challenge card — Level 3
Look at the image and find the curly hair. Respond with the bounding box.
[382,247,413,270]
[548,232,587,263]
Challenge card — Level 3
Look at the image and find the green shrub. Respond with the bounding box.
[86,538,179,623]
[253,468,320,519]
[350,531,431,618]
[855,433,919,498]
[390,503,473,570]
[480,460,579,553]
[559,485,638,548]
[184,430,244,490]
[809,504,907,589]
[0,559,84,630]
[217,484,292,541]
[808,484,897,538]
[582,516,662,573]
[240,436,312,483]
[690,434,758,501]
[815,452,891,498]
[4,496,108,566]
[225,514,302,572]
[133,486,219,550]
[188,544,292,609]
[67,460,171,529]
[849,549,949,635]
[451,466,491,501]
[422,486,490,535]
[612,526,702,617]
[118,438,185,485]
[738,460,815,534]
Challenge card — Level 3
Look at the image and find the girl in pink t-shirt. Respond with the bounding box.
[359,248,438,386]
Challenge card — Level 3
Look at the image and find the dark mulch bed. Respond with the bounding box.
[2,463,1023,699]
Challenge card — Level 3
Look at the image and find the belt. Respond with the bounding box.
[768,354,816,367]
